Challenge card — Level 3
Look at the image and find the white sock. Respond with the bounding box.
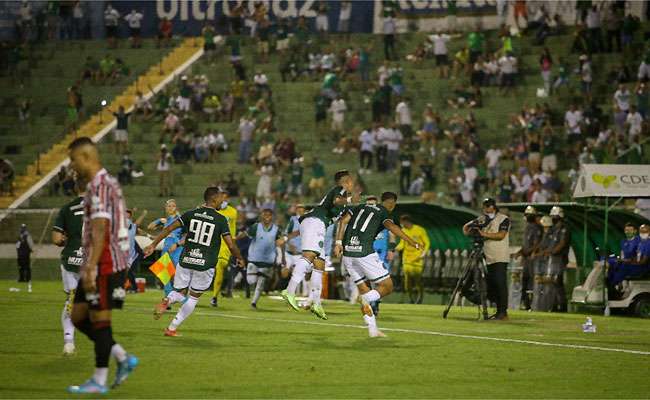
[362,289,381,303]
[363,314,377,330]
[253,276,266,304]
[111,343,127,363]
[93,367,109,386]
[62,300,75,344]
[166,290,185,305]
[286,257,310,295]
[309,269,323,305]
[169,295,198,330]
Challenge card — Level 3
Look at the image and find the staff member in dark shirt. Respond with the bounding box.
[110,106,131,155]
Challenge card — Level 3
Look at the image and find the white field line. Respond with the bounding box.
[133,307,650,357]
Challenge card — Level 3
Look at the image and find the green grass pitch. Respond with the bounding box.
[1,263,650,398]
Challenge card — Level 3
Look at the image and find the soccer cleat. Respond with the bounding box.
[369,329,387,338]
[310,303,328,320]
[62,342,76,356]
[153,298,170,320]
[210,297,218,308]
[112,354,139,388]
[281,289,300,311]
[250,302,257,309]
[67,378,108,394]
[164,328,180,337]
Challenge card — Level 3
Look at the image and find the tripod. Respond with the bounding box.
[443,241,489,320]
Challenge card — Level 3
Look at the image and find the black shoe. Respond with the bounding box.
[210,297,218,308]
[488,312,509,321]
[251,303,257,309]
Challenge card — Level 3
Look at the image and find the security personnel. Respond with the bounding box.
[548,206,571,312]
[532,216,554,311]
[515,206,542,310]
[463,198,511,320]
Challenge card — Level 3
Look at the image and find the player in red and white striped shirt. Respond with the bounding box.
[66,137,138,394]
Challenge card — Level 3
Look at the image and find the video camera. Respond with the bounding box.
[466,215,491,246]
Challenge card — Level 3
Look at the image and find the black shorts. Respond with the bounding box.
[204,42,216,51]
[435,54,449,66]
[74,270,126,311]
[106,25,117,38]
[129,27,141,37]
[501,73,515,87]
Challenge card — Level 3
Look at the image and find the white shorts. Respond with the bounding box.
[342,253,390,285]
[247,262,272,278]
[173,265,215,293]
[114,129,128,142]
[316,15,329,31]
[300,217,326,256]
[61,265,79,294]
[177,97,191,112]
[285,252,301,268]
[276,38,289,51]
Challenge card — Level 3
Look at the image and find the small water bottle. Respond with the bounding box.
[582,317,596,333]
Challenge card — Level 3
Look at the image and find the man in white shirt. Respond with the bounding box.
[338,1,351,39]
[585,5,603,52]
[383,16,396,60]
[485,144,502,183]
[125,9,144,48]
[429,30,451,78]
[104,4,120,48]
[385,124,403,172]
[512,170,532,201]
[238,117,256,164]
[358,128,375,174]
[253,71,269,91]
[395,99,413,141]
[638,61,650,82]
[375,124,389,172]
[498,53,517,95]
[626,105,644,138]
[564,104,583,148]
[614,84,631,112]
[329,96,347,136]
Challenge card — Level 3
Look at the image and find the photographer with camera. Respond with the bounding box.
[462,198,511,320]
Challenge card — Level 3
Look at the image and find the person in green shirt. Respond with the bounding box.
[281,170,355,319]
[334,192,420,337]
[467,27,485,63]
[145,187,245,336]
[202,23,217,62]
[52,187,85,356]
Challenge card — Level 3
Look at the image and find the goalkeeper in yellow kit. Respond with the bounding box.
[395,214,430,304]
[210,193,238,308]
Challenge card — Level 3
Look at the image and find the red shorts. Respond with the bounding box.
[74,270,126,311]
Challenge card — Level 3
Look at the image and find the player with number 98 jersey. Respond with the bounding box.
[178,206,231,272]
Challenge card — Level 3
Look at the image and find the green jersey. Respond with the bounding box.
[343,204,392,258]
[301,185,348,226]
[53,197,84,273]
[178,206,231,271]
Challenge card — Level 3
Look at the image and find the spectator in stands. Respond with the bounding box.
[539,47,553,95]
[498,51,518,95]
[256,18,270,63]
[157,145,173,197]
[385,123,403,172]
[626,105,644,139]
[275,19,290,55]
[614,83,631,113]
[638,57,650,82]
[157,17,173,47]
[253,70,269,94]
[338,1,351,40]
[329,95,347,140]
[287,157,304,196]
[110,105,131,154]
[585,4,603,53]
[104,4,119,49]
[636,82,649,118]
[134,91,153,121]
[564,103,584,154]
[579,54,593,102]
[308,157,326,199]
[359,45,371,82]
[395,98,412,142]
[66,86,81,134]
[541,126,558,172]
[118,154,134,185]
[382,15,396,60]
[429,29,451,79]
[18,98,30,123]
[358,126,374,174]
[16,224,33,292]
[238,116,256,164]
[602,3,622,53]
[467,26,485,63]
[0,158,15,196]
[72,1,84,39]
[399,150,414,195]
[125,8,143,48]
[513,0,528,31]
[316,1,329,38]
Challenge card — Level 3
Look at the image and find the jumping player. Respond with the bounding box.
[334,192,420,337]
[144,187,245,336]
[281,170,355,320]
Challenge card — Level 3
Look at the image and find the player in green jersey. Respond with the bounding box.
[144,187,245,336]
[52,185,85,356]
[334,192,420,337]
[281,170,355,320]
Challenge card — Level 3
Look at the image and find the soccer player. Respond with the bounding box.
[144,187,245,336]
[147,199,183,296]
[334,192,420,337]
[281,170,355,320]
[395,214,430,304]
[66,137,137,394]
[52,180,85,356]
[240,209,283,308]
[210,192,238,307]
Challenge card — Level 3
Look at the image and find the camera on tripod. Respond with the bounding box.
[466,216,491,245]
